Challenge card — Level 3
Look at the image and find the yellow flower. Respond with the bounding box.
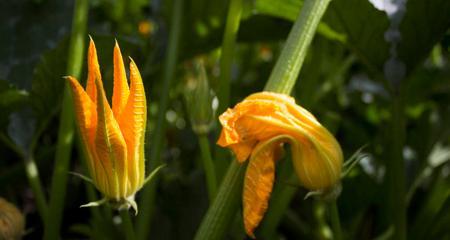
[66,38,147,208]
[217,92,343,238]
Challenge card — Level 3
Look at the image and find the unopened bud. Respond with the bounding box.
[0,198,25,240]
[184,58,216,135]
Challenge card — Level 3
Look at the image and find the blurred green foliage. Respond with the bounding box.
[0,0,449,239]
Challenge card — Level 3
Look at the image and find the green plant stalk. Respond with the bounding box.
[120,210,136,240]
[215,0,243,180]
[194,0,331,239]
[387,93,406,240]
[218,0,242,114]
[198,134,218,202]
[329,200,342,240]
[194,161,246,240]
[25,156,48,223]
[43,0,88,239]
[0,133,48,223]
[135,0,183,239]
[265,0,331,93]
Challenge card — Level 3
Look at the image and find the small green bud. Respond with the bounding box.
[184,57,217,135]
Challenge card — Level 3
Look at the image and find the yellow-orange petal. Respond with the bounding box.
[112,40,130,118]
[86,37,101,104]
[118,58,147,194]
[94,77,128,199]
[243,138,282,238]
[66,76,98,184]
[291,130,342,190]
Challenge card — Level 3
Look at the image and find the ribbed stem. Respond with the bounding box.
[265,0,331,93]
[387,92,406,240]
[43,0,89,239]
[217,0,243,114]
[120,209,136,240]
[329,200,342,240]
[135,0,183,239]
[198,134,218,202]
[193,0,331,238]
[194,161,246,240]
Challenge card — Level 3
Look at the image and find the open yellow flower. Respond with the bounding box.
[217,92,343,238]
[66,38,147,209]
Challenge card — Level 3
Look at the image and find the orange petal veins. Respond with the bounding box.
[86,37,101,104]
[216,91,344,238]
[66,76,98,184]
[112,41,130,118]
[243,138,282,238]
[118,58,147,194]
[94,77,128,200]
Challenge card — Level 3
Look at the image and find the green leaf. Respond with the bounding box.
[247,0,346,42]
[325,0,450,76]
[0,80,29,128]
[30,38,69,121]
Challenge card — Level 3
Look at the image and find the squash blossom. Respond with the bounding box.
[217,92,343,238]
[66,38,147,210]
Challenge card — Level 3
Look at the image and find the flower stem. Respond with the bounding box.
[329,200,342,240]
[217,0,243,114]
[135,0,183,239]
[198,134,218,202]
[43,0,89,239]
[0,133,48,223]
[387,92,406,240]
[25,156,48,224]
[265,0,331,93]
[120,209,136,240]
[194,0,331,238]
[194,161,246,240]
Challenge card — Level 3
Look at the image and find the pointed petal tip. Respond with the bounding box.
[64,76,79,85]
[63,75,73,81]
[88,35,95,46]
[245,229,256,239]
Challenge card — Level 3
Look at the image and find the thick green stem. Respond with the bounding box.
[265,0,331,93]
[218,0,243,114]
[194,161,246,240]
[329,201,342,240]
[135,0,183,239]
[194,0,330,238]
[120,209,136,240]
[43,0,88,239]
[387,93,406,240]
[198,135,218,202]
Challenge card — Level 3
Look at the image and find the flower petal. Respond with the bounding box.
[118,58,147,194]
[112,40,130,118]
[94,76,128,199]
[86,37,101,104]
[243,138,282,238]
[291,131,342,190]
[66,76,98,185]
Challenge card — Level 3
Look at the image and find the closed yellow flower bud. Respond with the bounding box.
[217,91,343,238]
[67,38,147,209]
[0,198,25,240]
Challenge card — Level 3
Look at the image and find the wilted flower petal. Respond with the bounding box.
[217,91,343,237]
